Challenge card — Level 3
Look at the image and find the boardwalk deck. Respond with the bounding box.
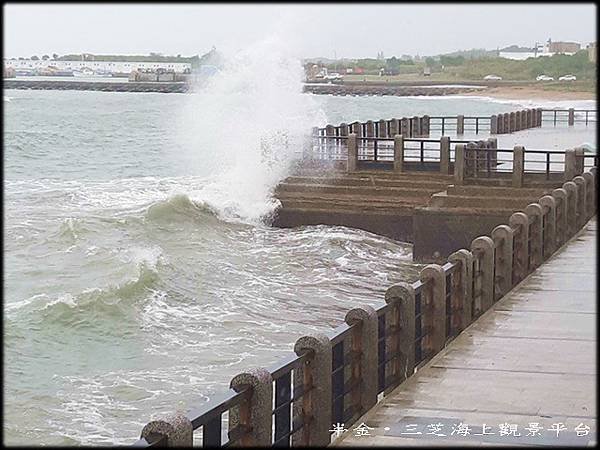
[335,218,596,447]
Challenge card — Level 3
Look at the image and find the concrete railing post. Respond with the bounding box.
[563,181,578,238]
[293,334,332,447]
[568,108,575,126]
[347,133,358,173]
[551,188,568,248]
[582,171,595,219]
[515,110,521,131]
[512,145,525,188]
[141,413,193,447]
[352,121,362,138]
[454,144,465,185]
[509,212,529,285]
[573,176,586,229]
[491,225,513,300]
[419,265,446,353]
[525,203,544,271]
[440,136,450,174]
[229,368,273,446]
[389,118,399,136]
[530,108,537,128]
[411,116,421,137]
[521,109,528,129]
[574,147,585,175]
[365,120,375,139]
[509,111,516,133]
[490,115,498,134]
[344,305,378,414]
[422,115,430,137]
[539,195,557,258]
[393,134,404,172]
[456,115,464,135]
[384,283,415,390]
[448,249,474,328]
[378,119,388,138]
[400,117,409,137]
[488,137,498,168]
[537,108,543,127]
[470,236,495,312]
[497,114,504,134]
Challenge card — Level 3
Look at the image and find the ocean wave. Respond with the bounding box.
[7,248,164,327]
[145,193,219,222]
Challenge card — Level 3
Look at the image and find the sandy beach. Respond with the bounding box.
[464,85,596,101]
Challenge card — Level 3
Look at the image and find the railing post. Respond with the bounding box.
[525,203,544,270]
[347,133,358,173]
[568,108,575,126]
[470,236,495,311]
[509,111,516,133]
[293,334,332,447]
[456,115,464,135]
[411,116,421,137]
[384,283,415,390]
[563,181,578,238]
[573,176,586,229]
[582,171,595,218]
[422,114,430,137]
[490,114,498,134]
[537,108,543,127]
[488,137,498,169]
[365,120,375,138]
[400,117,409,137]
[509,212,529,285]
[521,109,527,129]
[344,305,378,413]
[394,134,404,172]
[229,368,273,446]
[141,413,193,447]
[448,249,474,329]
[497,113,504,134]
[352,121,362,138]
[419,265,446,353]
[389,118,399,136]
[515,110,521,131]
[565,149,578,180]
[512,145,525,188]
[530,108,537,128]
[538,195,557,258]
[378,119,388,138]
[574,147,585,175]
[491,225,513,300]
[551,188,568,247]
[440,136,450,174]
[454,144,465,185]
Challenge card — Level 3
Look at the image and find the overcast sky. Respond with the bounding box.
[3,3,597,59]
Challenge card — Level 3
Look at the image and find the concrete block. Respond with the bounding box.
[393,135,404,173]
[524,203,544,270]
[573,176,586,229]
[562,181,578,238]
[512,146,524,188]
[347,134,358,172]
[551,188,568,248]
[440,136,450,174]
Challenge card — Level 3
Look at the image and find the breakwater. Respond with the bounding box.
[3,79,189,93]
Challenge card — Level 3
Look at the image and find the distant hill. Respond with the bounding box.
[500,45,535,52]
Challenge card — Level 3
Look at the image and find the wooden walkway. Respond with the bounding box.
[335,219,596,447]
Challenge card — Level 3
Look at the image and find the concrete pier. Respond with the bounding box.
[335,219,596,447]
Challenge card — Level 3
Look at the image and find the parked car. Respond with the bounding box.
[558,74,577,81]
[483,74,502,80]
[536,75,554,81]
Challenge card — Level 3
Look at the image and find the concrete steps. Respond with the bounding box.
[276,183,444,198]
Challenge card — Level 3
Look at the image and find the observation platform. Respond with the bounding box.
[336,219,597,447]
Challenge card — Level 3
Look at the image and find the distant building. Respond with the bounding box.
[588,42,596,62]
[3,58,192,74]
[547,40,580,54]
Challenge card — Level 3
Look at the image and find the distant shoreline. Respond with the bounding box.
[462,85,596,101]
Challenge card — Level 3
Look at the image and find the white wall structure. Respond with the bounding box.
[3,59,191,73]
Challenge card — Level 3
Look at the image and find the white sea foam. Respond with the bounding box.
[174,34,327,223]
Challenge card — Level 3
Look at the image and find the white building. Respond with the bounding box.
[3,59,191,73]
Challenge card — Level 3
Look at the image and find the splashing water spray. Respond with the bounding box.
[175,33,327,224]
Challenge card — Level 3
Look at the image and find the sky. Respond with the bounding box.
[3,3,597,59]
